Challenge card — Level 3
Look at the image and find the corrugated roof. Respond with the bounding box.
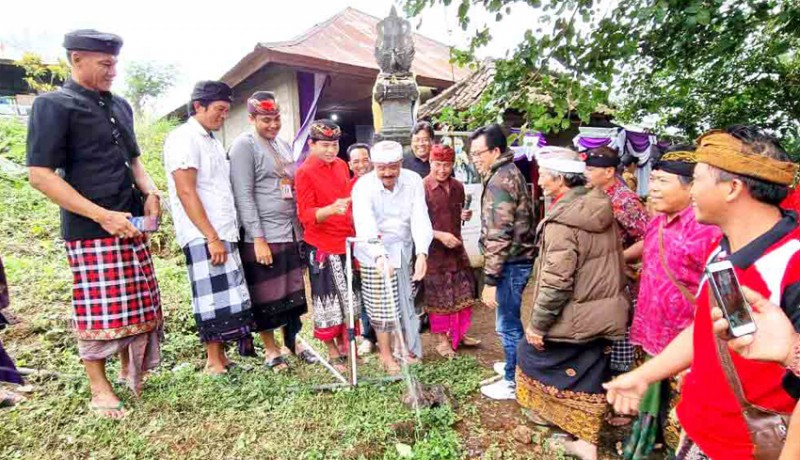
[221,7,468,89]
[417,60,495,119]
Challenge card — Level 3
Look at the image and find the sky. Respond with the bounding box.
[0,0,539,115]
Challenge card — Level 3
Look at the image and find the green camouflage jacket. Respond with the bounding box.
[479,152,537,285]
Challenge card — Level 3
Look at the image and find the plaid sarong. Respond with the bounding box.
[183,239,252,343]
[361,265,401,331]
[65,236,162,340]
[611,327,635,372]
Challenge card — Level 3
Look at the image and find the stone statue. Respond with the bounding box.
[372,6,420,147]
[374,6,415,76]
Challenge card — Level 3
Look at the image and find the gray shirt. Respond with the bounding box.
[229,132,301,243]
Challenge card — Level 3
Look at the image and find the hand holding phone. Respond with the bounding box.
[706,260,756,338]
[128,216,160,233]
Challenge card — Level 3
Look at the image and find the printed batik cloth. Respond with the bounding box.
[516,339,611,444]
[240,241,307,332]
[182,239,253,343]
[65,236,163,340]
[306,246,361,342]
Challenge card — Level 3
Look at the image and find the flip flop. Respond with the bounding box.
[380,359,402,376]
[461,335,482,347]
[265,355,289,373]
[295,349,318,364]
[436,342,456,360]
[88,401,127,419]
[0,391,26,408]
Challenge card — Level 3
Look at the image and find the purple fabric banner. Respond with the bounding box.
[625,131,652,153]
[292,73,330,163]
[578,137,612,150]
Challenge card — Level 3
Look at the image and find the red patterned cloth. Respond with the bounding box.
[65,236,162,340]
[604,178,649,249]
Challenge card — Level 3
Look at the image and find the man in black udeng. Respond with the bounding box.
[26,30,164,419]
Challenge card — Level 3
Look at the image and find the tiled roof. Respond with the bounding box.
[222,7,468,89]
[417,60,495,119]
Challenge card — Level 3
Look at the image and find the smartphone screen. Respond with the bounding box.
[129,216,160,233]
[708,266,755,335]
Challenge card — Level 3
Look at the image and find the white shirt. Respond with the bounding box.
[352,169,433,268]
[163,117,239,247]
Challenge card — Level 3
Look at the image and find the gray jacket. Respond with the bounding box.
[228,132,301,243]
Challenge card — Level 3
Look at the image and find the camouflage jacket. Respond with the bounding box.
[479,152,537,285]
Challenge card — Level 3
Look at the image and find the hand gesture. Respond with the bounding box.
[254,239,273,266]
[143,194,162,218]
[98,210,141,239]
[207,239,228,266]
[603,371,649,415]
[525,327,544,350]
[482,285,498,309]
[329,198,351,216]
[438,232,462,249]
[412,255,427,282]
[376,255,396,278]
[712,286,797,366]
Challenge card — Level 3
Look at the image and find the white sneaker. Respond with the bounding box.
[481,379,517,400]
[493,362,506,377]
[358,339,374,355]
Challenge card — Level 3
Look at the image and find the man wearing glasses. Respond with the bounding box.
[403,121,434,178]
[469,124,537,400]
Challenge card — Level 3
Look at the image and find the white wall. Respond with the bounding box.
[220,66,300,148]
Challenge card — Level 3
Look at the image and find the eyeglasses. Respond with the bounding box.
[412,137,432,145]
[469,148,491,159]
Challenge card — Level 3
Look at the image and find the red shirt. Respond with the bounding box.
[295,155,354,254]
[678,213,800,459]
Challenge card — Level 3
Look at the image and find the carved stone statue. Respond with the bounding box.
[374,6,415,76]
[372,6,420,147]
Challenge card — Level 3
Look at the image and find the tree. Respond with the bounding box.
[16,52,69,94]
[124,61,177,119]
[403,0,800,146]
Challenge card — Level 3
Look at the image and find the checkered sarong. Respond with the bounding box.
[610,327,635,372]
[183,239,252,342]
[65,236,162,340]
[360,265,401,332]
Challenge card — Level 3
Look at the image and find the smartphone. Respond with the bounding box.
[128,216,160,233]
[705,260,757,337]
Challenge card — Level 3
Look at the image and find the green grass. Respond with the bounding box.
[0,118,504,459]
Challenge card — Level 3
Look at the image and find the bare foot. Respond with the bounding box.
[435,342,456,360]
[204,362,228,376]
[379,356,401,375]
[88,392,126,419]
[564,439,598,460]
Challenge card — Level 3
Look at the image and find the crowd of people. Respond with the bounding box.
[4,28,800,460]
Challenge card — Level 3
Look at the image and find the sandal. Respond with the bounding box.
[295,349,318,364]
[0,390,26,408]
[331,355,348,373]
[436,342,456,360]
[88,400,127,419]
[606,414,634,427]
[265,355,289,373]
[461,335,482,347]
[380,358,402,376]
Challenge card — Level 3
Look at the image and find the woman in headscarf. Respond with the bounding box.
[517,148,629,460]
